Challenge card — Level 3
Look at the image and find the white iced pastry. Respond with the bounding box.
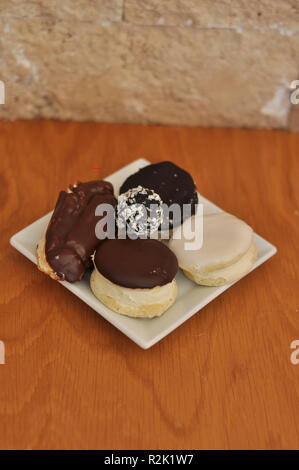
[168,212,257,286]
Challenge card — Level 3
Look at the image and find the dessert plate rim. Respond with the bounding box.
[10,158,277,349]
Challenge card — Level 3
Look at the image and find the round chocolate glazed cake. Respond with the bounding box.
[93,238,178,289]
[119,161,198,228]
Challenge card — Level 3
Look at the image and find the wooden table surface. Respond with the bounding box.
[0,120,298,450]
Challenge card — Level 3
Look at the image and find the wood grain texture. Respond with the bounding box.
[0,121,298,450]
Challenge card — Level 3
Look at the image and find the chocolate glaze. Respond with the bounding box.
[94,238,178,289]
[119,161,198,227]
[45,180,117,282]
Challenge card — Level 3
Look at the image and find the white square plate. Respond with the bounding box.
[10,159,277,349]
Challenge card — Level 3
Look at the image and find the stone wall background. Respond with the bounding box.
[0,0,299,130]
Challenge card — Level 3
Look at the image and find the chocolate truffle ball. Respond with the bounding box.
[116,185,163,237]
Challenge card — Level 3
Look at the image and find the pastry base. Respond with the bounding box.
[36,235,61,281]
[90,269,177,318]
[183,243,258,286]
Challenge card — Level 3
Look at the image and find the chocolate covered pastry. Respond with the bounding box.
[119,161,198,229]
[37,180,117,282]
[90,238,178,317]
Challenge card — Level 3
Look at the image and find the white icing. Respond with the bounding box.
[192,243,257,284]
[168,212,253,273]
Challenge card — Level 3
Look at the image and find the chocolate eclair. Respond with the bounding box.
[37,180,117,282]
[119,161,198,229]
[90,238,178,318]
